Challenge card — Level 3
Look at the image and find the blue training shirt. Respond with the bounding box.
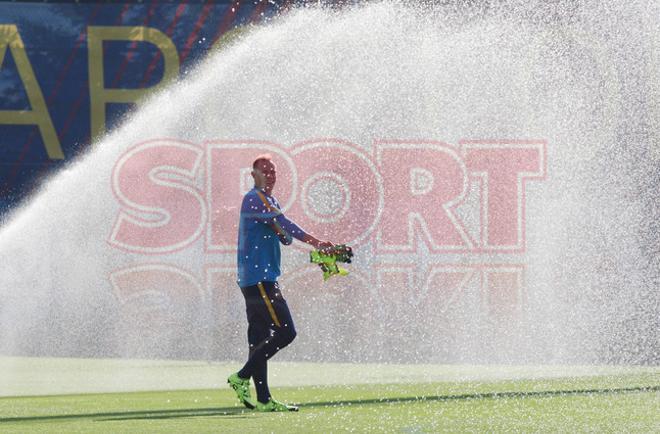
[237,187,308,287]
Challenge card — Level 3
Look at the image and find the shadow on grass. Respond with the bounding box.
[2,385,657,423]
[1,406,252,424]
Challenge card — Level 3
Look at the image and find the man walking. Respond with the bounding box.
[228,154,334,412]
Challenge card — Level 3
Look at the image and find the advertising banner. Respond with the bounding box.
[0,0,285,215]
[0,1,655,367]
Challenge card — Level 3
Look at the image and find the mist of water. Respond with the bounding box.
[0,1,657,365]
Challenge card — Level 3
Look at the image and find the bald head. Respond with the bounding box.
[251,156,277,195]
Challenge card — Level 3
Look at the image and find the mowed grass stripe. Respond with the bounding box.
[1,384,657,424]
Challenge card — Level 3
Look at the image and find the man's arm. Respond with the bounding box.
[244,191,331,248]
[270,205,331,248]
[298,232,333,250]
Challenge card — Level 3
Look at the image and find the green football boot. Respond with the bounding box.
[255,397,299,412]
[227,373,256,409]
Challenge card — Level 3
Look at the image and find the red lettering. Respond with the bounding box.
[205,142,294,252]
[109,140,205,253]
[286,139,381,245]
[376,141,473,252]
[462,140,545,251]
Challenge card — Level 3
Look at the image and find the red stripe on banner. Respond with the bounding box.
[281,0,295,14]
[116,2,132,27]
[58,2,135,146]
[57,85,89,145]
[251,0,270,22]
[210,1,242,47]
[179,2,215,63]
[48,3,104,105]
[110,1,158,89]
[139,2,188,88]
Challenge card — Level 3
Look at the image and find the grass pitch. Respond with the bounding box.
[1,358,658,433]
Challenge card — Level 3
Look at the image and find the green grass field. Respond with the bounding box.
[1,358,658,433]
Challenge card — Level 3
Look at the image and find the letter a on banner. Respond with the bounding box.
[0,25,64,159]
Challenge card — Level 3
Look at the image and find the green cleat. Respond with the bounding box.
[255,397,299,412]
[227,373,256,409]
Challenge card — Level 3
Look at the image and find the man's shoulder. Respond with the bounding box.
[242,188,257,198]
[240,189,258,209]
[241,188,281,209]
[246,188,279,202]
[243,188,259,200]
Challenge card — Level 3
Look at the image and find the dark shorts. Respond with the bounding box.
[240,281,296,347]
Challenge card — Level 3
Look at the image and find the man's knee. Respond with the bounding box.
[278,327,296,347]
[288,328,297,343]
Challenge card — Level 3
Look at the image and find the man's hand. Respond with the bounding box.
[301,234,333,251]
[318,241,334,253]
[309,243,353,281]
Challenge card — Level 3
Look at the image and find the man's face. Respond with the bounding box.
[252,160,277,195]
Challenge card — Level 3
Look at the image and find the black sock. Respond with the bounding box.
[253,360,270,403]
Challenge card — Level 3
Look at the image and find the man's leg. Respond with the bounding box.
[247,320,272,403]
[237,282,297,403]
[228,283,272,409]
